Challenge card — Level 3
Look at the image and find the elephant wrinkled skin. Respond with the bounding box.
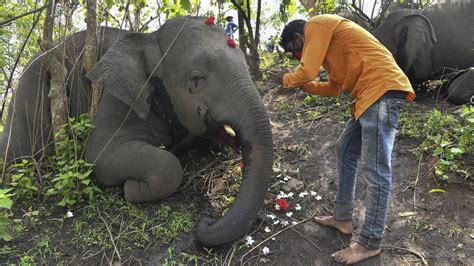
[0,17,274,247]
[374,1,474,104]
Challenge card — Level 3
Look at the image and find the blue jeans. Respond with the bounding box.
[333,95,405,250]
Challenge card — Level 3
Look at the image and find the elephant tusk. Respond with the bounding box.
[223,124,236,137]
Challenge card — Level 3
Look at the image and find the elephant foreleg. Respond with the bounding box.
[91,140,183,202]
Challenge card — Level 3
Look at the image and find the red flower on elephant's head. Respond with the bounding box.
[205,16,215,25]
[227,37,237,48]
[240,162,245,169]
[276,198,289,211]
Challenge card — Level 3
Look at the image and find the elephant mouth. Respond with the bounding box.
[206,124,241,151]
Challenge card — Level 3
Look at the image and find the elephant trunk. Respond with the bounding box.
[196,81,274,247]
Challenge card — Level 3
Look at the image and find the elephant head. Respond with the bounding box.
[374,10,437,81]
[86,17,274,247]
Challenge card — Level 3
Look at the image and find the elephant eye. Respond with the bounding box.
[187,71,206,91]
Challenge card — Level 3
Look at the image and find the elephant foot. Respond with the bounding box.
[447,68,474,105]
[124,174,182,202]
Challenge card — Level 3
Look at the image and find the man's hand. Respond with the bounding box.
[268,69,288,87]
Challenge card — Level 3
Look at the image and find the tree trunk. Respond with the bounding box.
[84,0,101,117]
[41,0,69,152]
[232,0,262,80]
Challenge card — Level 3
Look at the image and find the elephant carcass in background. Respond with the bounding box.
[0,17,274,247]
[374,1,474,104]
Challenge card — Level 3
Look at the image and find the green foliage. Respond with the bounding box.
[73,194,195,251]
[399,105,474,180]
[10,160,38,200]
[302,94,351,122]
[164,247,200,265]
[0,188,14,241]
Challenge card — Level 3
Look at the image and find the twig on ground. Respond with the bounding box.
[96,205,122,261]
[382,245,428,265]
[239,215,316,265]
[289,226,322,251]
[413,154,423,212]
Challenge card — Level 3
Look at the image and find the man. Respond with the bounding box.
[269,15,415,264]
[225,16,238,39]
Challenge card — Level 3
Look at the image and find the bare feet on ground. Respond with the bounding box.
[331,242,381,264]
[314,216,352,235]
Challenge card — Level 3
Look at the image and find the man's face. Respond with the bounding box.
[285,33,304,60]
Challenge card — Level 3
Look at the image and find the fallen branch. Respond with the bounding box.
[96,205,122,261]
[413,154,423,212]
[240,215,316,265]
[382,245,428,265]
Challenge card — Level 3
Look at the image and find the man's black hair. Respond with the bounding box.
[279,19,306,51]
[226,16,234,22]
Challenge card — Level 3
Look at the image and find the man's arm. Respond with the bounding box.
[283,22,333,88]
[301,78,341,96]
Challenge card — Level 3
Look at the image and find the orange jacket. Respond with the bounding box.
[283,15,415,119]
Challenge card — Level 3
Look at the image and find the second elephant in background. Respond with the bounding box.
[374,1,474,104]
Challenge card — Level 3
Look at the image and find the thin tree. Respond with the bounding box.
[40,0,69,151]
[83,0,101,116]
[230,0,262,80]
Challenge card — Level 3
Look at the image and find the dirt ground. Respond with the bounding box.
[3,87,473,265]
[144,88,473,265]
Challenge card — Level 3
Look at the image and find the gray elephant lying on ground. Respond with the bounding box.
[374,1,474,104]
[0,16,274,247]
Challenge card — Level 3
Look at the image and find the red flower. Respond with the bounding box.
[240,162,245,169]
[227,37,237,48]
[205,16,215,25]
[276,198,289,211]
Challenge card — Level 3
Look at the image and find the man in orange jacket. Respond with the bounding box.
[270,15,415,264]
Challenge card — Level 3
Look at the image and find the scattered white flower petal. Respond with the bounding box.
[273,220,280,225]
[245,235,255,245]
[283,176,292,181]
[264,227,271,233]
[299,191,308,198]
[295,204,302,211]
[292,221,298,225]
[66,211,73,218]
[281,220,289,226]
[310,191,317,196]
[262,247,270,256]
[315,195,322,201]
[286,212,293,218]
[287,192,294,198]
[274,204,281,210]
[267,214,276,220]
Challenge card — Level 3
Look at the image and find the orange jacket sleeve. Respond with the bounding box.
[282,22,333,88]
[301,78,341,96]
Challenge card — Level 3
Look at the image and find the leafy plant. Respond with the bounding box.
[399,105,474,180]
[0,188,14,241]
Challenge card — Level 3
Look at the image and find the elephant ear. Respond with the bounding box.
[396,14,437,76]
[86,32,162,119]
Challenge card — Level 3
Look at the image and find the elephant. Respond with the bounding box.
[0,16,274,247]
[373,1,474,104]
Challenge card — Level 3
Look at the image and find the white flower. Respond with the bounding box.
[286,212,293,218]
[66,211,74,218]
[267,214,276,220]
[315,195,322,201]
[262,247,270,256]
[273,220,280,225]
[299,191,308,198]
[287,192,294,198]
[245,235,255,245]
[277,191,287,198]
[295,204,302,211]
[283,176,292,181]
[264,227,271,233]
[292,221,298,225]
[274,204,281,210]
[281,220,289,226]
[310,191,317,196]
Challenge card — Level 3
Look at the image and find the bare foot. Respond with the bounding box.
[332,242,381,264]
[314,216,352,235]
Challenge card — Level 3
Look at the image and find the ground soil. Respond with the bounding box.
[3,87,473,265]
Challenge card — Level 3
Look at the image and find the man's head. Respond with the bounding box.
[280,19,306,60]
[226,16,234,22]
